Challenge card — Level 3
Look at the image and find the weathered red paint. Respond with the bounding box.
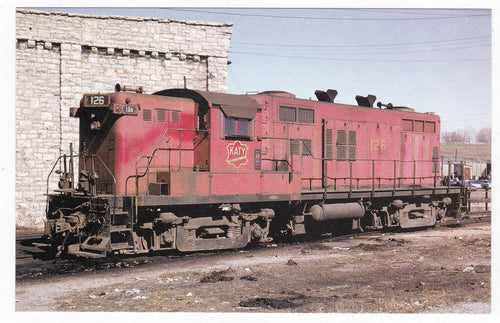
[76,88,440,199]
[250,93,440,190]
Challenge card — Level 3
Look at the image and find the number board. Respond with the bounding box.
[122,106,136,114]
[83,94,110,107]
[111,104,138,115]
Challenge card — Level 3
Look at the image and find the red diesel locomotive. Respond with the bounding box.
[44,85,465,258]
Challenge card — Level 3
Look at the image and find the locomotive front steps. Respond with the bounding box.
[109,225,132,233]
[110,242,132,251]
[75,223,134,257]
[74,235,110,258]
[109,225,134,251]
[72,250,107,259]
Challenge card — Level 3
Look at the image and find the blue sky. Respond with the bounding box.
[29,7,492,133]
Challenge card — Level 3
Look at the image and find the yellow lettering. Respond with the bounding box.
[370,139,387,151]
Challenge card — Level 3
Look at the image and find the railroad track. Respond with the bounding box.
[439,212,491,227]
[16,212,491,280]
[16,234,50,260]
[16,212,491,261]
[308,212,491,247]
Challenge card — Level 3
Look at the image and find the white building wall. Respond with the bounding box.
[16,9,232,229]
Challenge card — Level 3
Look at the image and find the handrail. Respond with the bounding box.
[77,154,118,196]
[300,158,442,193]
[46,152,118,216]
[46,155,63,195]
[89,154,118,217]
[303,176,443,195]
[46,153,81,195]
[90,154,117,193]
[75,154,118,201]
[47,153,118,194]
[125,127,207,196]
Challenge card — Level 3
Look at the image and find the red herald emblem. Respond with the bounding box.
[226,141,249,168]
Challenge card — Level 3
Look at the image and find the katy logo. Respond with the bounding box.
[226,141,249,168]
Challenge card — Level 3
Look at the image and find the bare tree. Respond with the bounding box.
[460,127,475,143]
[441,131,453,143]
[441,128,476,143]
[442,130,466,143]
[476,127,491,144]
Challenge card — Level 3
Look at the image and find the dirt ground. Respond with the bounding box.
[15,222,490,313]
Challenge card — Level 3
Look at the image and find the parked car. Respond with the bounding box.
[464,180,482,191]
[478,179,491,190]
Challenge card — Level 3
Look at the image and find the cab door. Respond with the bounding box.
[194,103,210,171]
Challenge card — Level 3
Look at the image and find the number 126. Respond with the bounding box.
[370,139,386,151]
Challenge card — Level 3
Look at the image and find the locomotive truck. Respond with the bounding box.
[42,84,465,258]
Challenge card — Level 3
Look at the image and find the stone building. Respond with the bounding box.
[15,9,233,229]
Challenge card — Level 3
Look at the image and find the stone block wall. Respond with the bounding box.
[15,9,232,229]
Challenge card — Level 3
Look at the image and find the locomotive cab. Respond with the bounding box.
[153,89,302,199]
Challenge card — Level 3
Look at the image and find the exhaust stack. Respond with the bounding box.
[315,89,338,102]
[355,94,377,107]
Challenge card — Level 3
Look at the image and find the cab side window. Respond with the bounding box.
[218,104,258,140]
[225,116,251,139]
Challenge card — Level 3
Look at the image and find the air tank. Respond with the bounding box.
[309,202,365,221]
